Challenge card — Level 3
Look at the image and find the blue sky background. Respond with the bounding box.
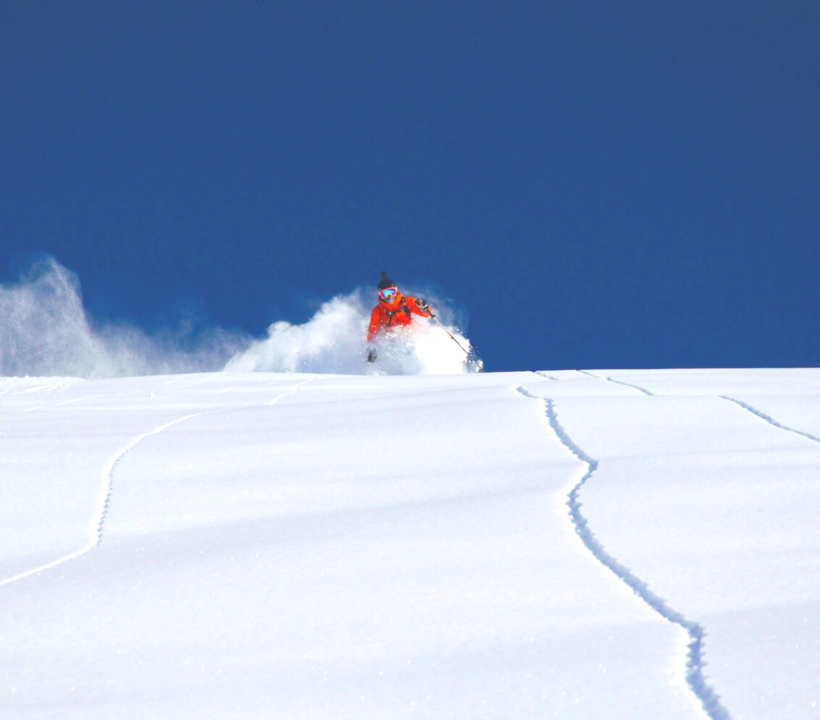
[2,1,818,372]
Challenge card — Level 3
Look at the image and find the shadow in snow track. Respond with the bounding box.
[722,396,820,445]
[516,385,732,720]
[604,376,654,396]
[577,369,654,396]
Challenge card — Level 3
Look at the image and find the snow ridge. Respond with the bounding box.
[516,386,731,720]
[722,396,820,445]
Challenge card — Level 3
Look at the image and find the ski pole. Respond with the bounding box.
[431,314,474,358]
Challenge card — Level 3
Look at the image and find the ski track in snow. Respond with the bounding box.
[577,369,654,396]
[0,412,209,590]
[721,396,820,445]
[516,385,732,720]
[267,375,317,405]
[604,376,654,396]
[535,371,559,381]
[0,377,315,590]
[94,412,213,547]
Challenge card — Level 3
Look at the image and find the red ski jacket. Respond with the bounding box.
[367,293,431,343]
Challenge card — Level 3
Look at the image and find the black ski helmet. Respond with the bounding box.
[377,271,396,291]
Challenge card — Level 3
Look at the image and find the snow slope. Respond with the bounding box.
[1,369,818,719]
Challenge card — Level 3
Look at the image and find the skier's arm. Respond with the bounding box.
[367,306,382,344]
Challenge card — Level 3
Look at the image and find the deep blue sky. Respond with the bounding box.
[2,2,819,371]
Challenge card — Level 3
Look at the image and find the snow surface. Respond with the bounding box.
[1,369,818,719]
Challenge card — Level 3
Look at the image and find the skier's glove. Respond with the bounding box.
[416,299,431,315]
[367,348,377,363]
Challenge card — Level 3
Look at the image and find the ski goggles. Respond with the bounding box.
[379,287,397,299]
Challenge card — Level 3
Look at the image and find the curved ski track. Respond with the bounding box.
[267,376,317,406]
[0,376,316,590]
[517,384,732,720]
[576,369,654,396]
[94,412,211,547]
[721,396,820,445]
[604,375,654,396]
[0,412,208,589]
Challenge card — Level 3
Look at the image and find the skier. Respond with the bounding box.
[367,273,432,363]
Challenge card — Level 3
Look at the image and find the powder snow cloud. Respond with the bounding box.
[225,287,476,375]
[0,257,477,378]
[0,257,248,378]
